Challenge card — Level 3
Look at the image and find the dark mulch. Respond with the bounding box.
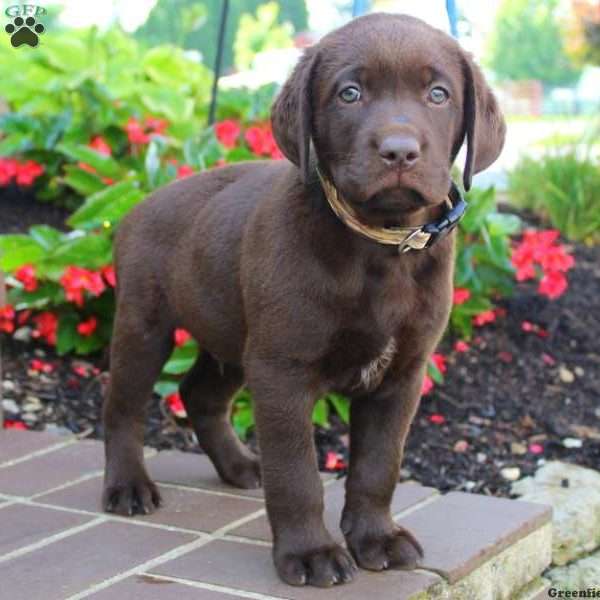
[0,187,70,234]
[1,197,599,496]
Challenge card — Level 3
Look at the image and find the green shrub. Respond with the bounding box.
[508,149,600,244]
[0,26,528,440]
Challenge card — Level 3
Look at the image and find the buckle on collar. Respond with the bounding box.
[400,183,468,253]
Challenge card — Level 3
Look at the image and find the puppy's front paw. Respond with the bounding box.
[102,475,161,516]
[274,543,357,587]
[345,523,423,572]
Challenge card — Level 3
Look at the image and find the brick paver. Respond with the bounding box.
[0,520,197,600]
[151,538,443,600]
[231,478,437,543]
[0,504,92,556]
[395,491,552,583]
[0,429,74,464]
[147,449,334,499]
[0,430,553,599]
[87,576,244,599]
[0,439,104,496]
[39,476,264,533]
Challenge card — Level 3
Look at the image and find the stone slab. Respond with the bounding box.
[0,503,92,556]
[0,520,196,600]
[395,491,552,583]
[0,439,104,496]
[232,479,437,543]
[0,430,73,465]
[152,538,442,600]
[546,545,600,590]
[512,461,600,565]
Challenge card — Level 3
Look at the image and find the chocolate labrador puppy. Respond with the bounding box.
[102,13,505,587]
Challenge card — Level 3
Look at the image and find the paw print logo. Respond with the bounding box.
[5,16,45,48]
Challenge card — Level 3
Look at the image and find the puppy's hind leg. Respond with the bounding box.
[179,353,261,489]
[102,300,173,516]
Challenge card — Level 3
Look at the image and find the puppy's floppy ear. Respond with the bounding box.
[459,54,506,191]
[271,47,320,183]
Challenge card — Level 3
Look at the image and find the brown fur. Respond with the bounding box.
[102,13,505,588]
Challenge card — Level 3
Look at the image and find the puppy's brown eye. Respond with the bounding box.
[429,86,449,104]
[339,86,361,103]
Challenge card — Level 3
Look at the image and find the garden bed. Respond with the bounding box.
[2,201,599,498]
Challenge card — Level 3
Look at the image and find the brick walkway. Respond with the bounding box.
[0,430,553,599]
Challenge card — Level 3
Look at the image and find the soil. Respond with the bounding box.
[1,197,599,497]
[0,186,70,234]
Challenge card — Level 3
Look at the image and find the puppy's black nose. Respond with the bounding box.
[378,135,420,169]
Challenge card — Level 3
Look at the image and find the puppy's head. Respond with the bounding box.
[271,13,505,215]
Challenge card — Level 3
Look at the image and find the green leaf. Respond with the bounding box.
[428,362,444,385]
[67,180,141,229]
[327,393,350,424]
[48,233,113,272]
[460,187,496,233]
[154,380,180,397]
[486,213,521,237]
[7,282,61,311]
[28,226,63,251]
[163,344,199,375]
[0,235,45,271]
[56,312,80,355]
[62,165,106,197]
[75,334,105,355]
[312,398,330,428]
[57,142,123,178]
[144,140,161,189]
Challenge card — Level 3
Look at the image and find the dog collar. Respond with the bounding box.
[317,169,467,254]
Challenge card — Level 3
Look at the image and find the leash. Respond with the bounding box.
[316,169,468,254]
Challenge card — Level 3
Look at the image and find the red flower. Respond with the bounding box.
[60,266,106,307]
[431,353,447,374]
[77,316,98,337]
[452,287,471,305]
[473,309,496,327]
[454,340,470,353]
[539,245,575,273]
[429,413,445,425]
[89,136,112,156]
[31,311,58,346]
[3,420,27,430]
[176,164,195,179]
[215,120,241,149]
[0,157,18,186]
[521,321,534,332]
[30,359,55,373]
[144,117,168,135]
[166,392,187,418]
[529,443,544,455]
[125,117,151,145]
[15,160,44,186]
[0,304,16,334]
[125,116,168,145]
[511,229,574,297]
[15,264,38,292]
[100,265,116,288]
[421,374,434,395]
[539,270,568,299]
[324,451,347,471]
[174,328,192,347]
[245,126,268,155]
